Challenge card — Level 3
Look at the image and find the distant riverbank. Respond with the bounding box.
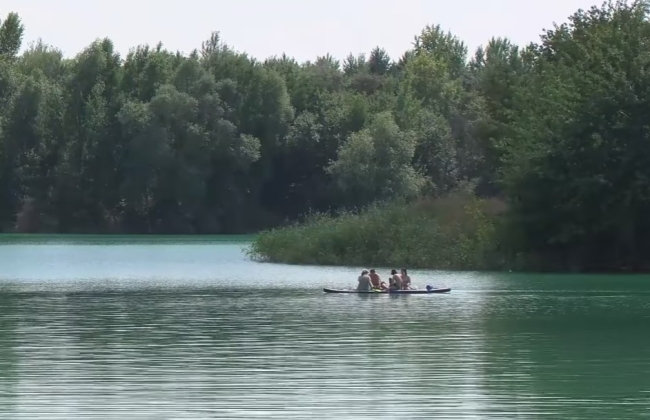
[0,233,256,246]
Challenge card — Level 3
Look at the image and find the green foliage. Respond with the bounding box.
[2,3,650,272]
[0,12,23,60]
[327,111,424,207]
[498,0,650,271]
[246,193,502,270]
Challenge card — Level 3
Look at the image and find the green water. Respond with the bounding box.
[0,235,649,419]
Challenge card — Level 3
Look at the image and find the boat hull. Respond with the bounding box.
[323,287,451,294]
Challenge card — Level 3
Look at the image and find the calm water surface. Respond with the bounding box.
[0,235,649,419]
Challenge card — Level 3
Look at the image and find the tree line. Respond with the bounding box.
[2,1,650,270]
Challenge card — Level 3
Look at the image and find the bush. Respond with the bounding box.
[246,192,508,270]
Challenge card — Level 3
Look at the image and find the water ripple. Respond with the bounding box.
[0,241,649,418]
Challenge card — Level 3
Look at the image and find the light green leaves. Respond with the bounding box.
[327,112,424,206]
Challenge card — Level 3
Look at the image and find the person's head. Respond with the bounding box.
[401,268,408,275]
[390,269,397,275]
[369,269,376,274]
[362,269,369,275]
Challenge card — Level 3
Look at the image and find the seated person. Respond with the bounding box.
[400,268,411,290]
[369,269,388,290]
[388,269,403,291]
[357,269,372,292]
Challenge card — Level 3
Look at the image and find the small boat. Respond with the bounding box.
[323,287,451,294]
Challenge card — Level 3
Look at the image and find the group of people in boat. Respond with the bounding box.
[357,268,411,292]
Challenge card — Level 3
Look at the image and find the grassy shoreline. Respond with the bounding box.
[246,193,510,271]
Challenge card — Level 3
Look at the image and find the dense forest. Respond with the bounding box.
[2,1,650,271]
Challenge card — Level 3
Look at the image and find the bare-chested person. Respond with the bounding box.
[369,269,388,290]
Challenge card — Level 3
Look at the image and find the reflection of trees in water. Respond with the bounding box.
[62,290,237,360]
[475,294,650,418]
[3,284,647,418]
[0,292,19,415]
[292,293,495,412]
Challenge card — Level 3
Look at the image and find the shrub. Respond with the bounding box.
[246,192,507,270]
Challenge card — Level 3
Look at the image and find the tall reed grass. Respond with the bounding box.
[246,193,509,270]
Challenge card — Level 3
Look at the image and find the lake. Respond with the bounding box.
[0,235,649,419]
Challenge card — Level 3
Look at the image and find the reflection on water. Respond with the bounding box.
[1,236,650,419]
